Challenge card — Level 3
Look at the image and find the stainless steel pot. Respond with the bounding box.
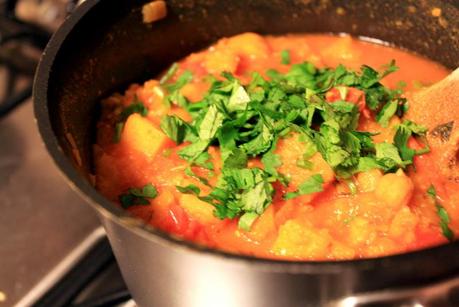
[34,0,459,306]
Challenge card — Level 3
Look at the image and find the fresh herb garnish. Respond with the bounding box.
[176,184,201,195]
[120,99,149,120]
[281,49,291,65]
[184,166,212,187]
[158,60,428,230]
[375,142,406,171]
[164,70,193,107]
[114,122,124,144]
[160,115,195,144]
[394,120,429,165]
[119,183,158,209]
[427,185,454,242]
[224,148,248,169]
[376,100,398,127]
[215,167,274,229]
[284,174,324,200]
[177,167,275,230]
[160,63,179,85]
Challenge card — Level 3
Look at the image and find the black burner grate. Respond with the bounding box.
[0,0,49,118]
[33,238,132,307]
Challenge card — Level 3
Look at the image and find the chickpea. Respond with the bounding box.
[375,169,414,210]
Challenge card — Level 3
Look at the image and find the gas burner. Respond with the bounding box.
[0,1,92,117]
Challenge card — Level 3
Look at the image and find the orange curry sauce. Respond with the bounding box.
[94,33,455,260]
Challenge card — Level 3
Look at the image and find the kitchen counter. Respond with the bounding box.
[0,100,101,307]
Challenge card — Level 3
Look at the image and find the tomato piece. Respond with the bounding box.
[326,87,371,119]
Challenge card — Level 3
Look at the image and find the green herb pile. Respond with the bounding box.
[121,59,430,230]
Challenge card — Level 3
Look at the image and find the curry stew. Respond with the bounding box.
[94,33,456,260]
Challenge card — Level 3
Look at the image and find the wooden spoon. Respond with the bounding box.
[405,68,459,181]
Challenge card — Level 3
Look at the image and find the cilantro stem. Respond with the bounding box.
[160,63,178,85]
[427,185,454,242]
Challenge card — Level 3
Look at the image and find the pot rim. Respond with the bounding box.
[33,0,459,274]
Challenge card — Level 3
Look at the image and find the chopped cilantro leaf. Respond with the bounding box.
[193,151,214,170]
[119,194,149,208]
[176,184,201,195]
[164,70,193,93]
[427,185,436,198]
[376,100,398,127]
[159,62,178,85]
[241,123,274,156]
[296,158,314,170]
[315,120,350,168]
[138,183,158,198]
[113,122,124,143]
[379,59,399,79]
[284,174,324,200]
[224,148,248,169]
[119,183,158,208]
[178,140,209,163]
[240,179,273,214]
[164,70,193,107]
[222,168,261,190]
[357,157,380,172]
[404,120,428,135]
[375,142,405,171]
[184,167,211,186]
[326,100,360,130]
[238,212,259,231]
[120,99,148,121]
[438,207,454,242]
[150,59,430,231]
[201,167,275,229]
[281,49,291,65]
[394,120,429,164]
[166,90,189,108]
[228,83,251,112]
[261,150,282,176]
[160,115,195,144]
[359,65,380,88]
[199,105,224,141]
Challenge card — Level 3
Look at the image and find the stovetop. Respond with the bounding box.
[0,1,134,306]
